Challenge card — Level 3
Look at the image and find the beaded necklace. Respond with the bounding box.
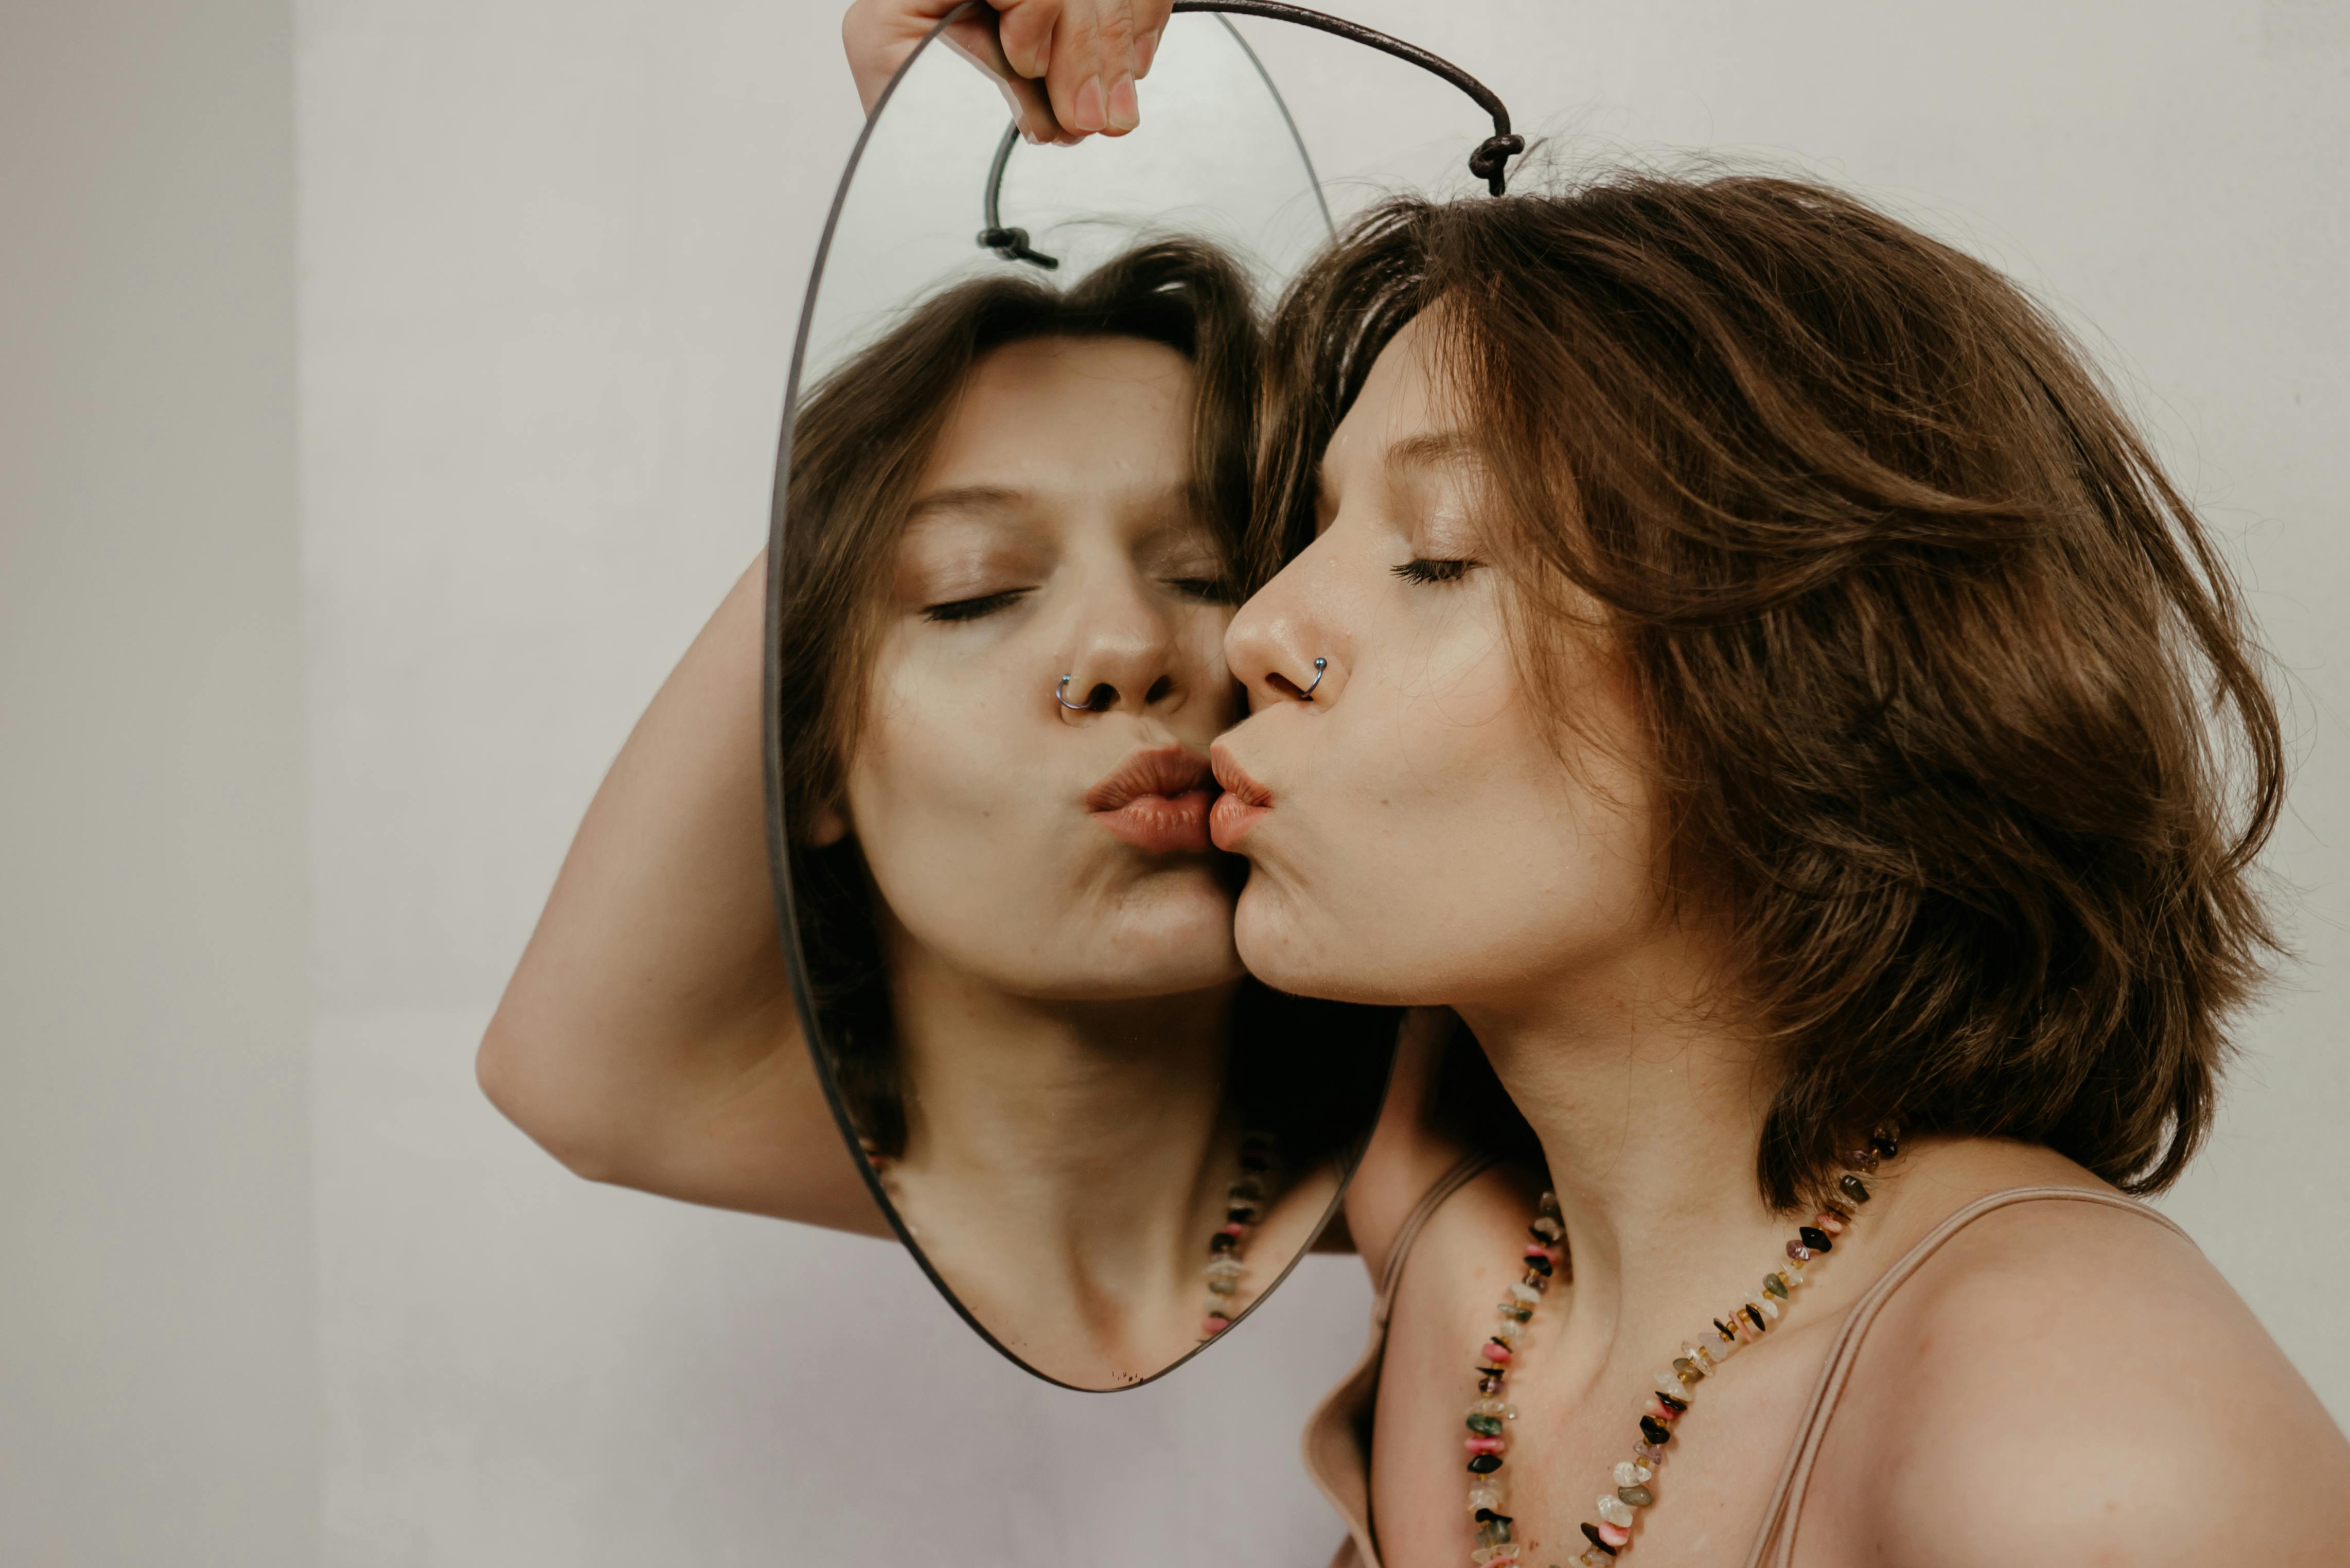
[864,1125,1277,1345]
[1457,1126,1901,1567]
[1200,1129,1279,1340]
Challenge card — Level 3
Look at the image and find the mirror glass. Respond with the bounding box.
[766,8,1396,1389]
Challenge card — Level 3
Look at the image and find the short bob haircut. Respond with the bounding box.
[1251,171,2282,1209]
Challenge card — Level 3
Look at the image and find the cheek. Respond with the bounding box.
[1238,635,1661,1005]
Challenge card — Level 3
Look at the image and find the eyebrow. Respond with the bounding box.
[903,485,1027,525]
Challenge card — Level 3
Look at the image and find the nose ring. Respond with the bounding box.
[1302,658,1328,701]
[1055,674,1092,712]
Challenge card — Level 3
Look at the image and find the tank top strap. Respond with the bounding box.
[1373,1149,1505,1328]
[1741,1184,2195,1568]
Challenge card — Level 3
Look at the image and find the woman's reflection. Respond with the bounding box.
[483,238,1386,1388]
[772,240,1362,1382]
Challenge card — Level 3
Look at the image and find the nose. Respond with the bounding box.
[1223,546,1345,711]
[1054,565,1206,720]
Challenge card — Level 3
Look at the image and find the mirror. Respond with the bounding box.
[763,7,1396,1389]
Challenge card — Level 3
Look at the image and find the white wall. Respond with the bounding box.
[6,1,2327,1564]
[296,3,1370,1563]
[0,3,315,1563]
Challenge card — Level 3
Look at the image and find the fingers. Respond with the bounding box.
[1003,0,1174,140]
[1043,0,1141,136]
[843,0,1176,147]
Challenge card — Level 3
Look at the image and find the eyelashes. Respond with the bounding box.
[1391,557,1481,585]
[923,589,1031,623]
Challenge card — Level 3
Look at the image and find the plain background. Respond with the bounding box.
[5,1,2346,1562]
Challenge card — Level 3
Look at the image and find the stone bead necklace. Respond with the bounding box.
[1457,1127,1902,1567]
[1199,1130,1278,1341]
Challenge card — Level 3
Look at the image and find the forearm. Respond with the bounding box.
[478,553,879,1230]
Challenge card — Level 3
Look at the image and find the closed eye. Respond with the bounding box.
[923,588,1032,623]
[1165,575,1235,604]
[1391,557,1480,585]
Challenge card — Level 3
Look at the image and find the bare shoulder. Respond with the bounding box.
[1826,1166,2350,1565]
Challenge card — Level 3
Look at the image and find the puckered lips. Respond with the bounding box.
[1207,743,1272,851]
[1086,744,1217,854]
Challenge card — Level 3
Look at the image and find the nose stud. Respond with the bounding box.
[1302,658,1328,701]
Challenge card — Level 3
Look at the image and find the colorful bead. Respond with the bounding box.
[1786,1239,1813,1262]
[1798,1225,1833,1253]
[1639,1415,1671,1445]
[1482,1341,1514,1364]
[1672,1355,1705,1382]
[1596,1520,1632,1547]
[1840,1174,1871,1203]
[1201,1313,1229,1335]
[1612,1460,1653,1487]
[1467,1414,1505,1437]
[1811,1211,1846,1235]
[1597,1494,1635,1528]
[1468,1453,1503,1474]
[1465,1436,1505,1455]
[1580,1523,1619,1556]
[1618,1484,1655,1508]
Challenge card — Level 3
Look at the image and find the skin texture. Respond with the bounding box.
[834,336,1239,1001]
[842,0,1175,145]
[479,338,1334,1387]
[1216,317,2350,1564]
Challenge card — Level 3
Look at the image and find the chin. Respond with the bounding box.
[1232,883,1402,1007]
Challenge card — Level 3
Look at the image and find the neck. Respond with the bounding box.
[1457,925,1792,1359]
[880,927,1242,1368]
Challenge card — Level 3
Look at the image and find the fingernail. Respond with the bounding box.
[1071,74,1107,133]
[1135,26,1161,78]
[1106,72,1139,131]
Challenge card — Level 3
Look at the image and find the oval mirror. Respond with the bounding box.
[763,5,1395,1389]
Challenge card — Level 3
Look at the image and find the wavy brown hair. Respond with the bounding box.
[1252,173,2283,1208]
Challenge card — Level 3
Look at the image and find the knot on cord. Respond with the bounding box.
[978,225,1059,270]
[1469,133,1526,196]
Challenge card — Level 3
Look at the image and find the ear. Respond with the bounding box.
[804,801,850,848]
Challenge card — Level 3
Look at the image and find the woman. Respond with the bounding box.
[478,239,1381,1388]
[1212,182,2350,1562]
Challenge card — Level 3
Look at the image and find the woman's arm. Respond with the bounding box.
[476,554,886,1235]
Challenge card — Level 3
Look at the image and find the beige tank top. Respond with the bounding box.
[1301,1157,2194,1568]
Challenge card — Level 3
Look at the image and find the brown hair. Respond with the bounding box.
[775,239,1260,1154]
[1253,172,2283,1208]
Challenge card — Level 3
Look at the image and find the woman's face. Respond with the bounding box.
[837,333,1243,1000]
[1211,316,1665,1015]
